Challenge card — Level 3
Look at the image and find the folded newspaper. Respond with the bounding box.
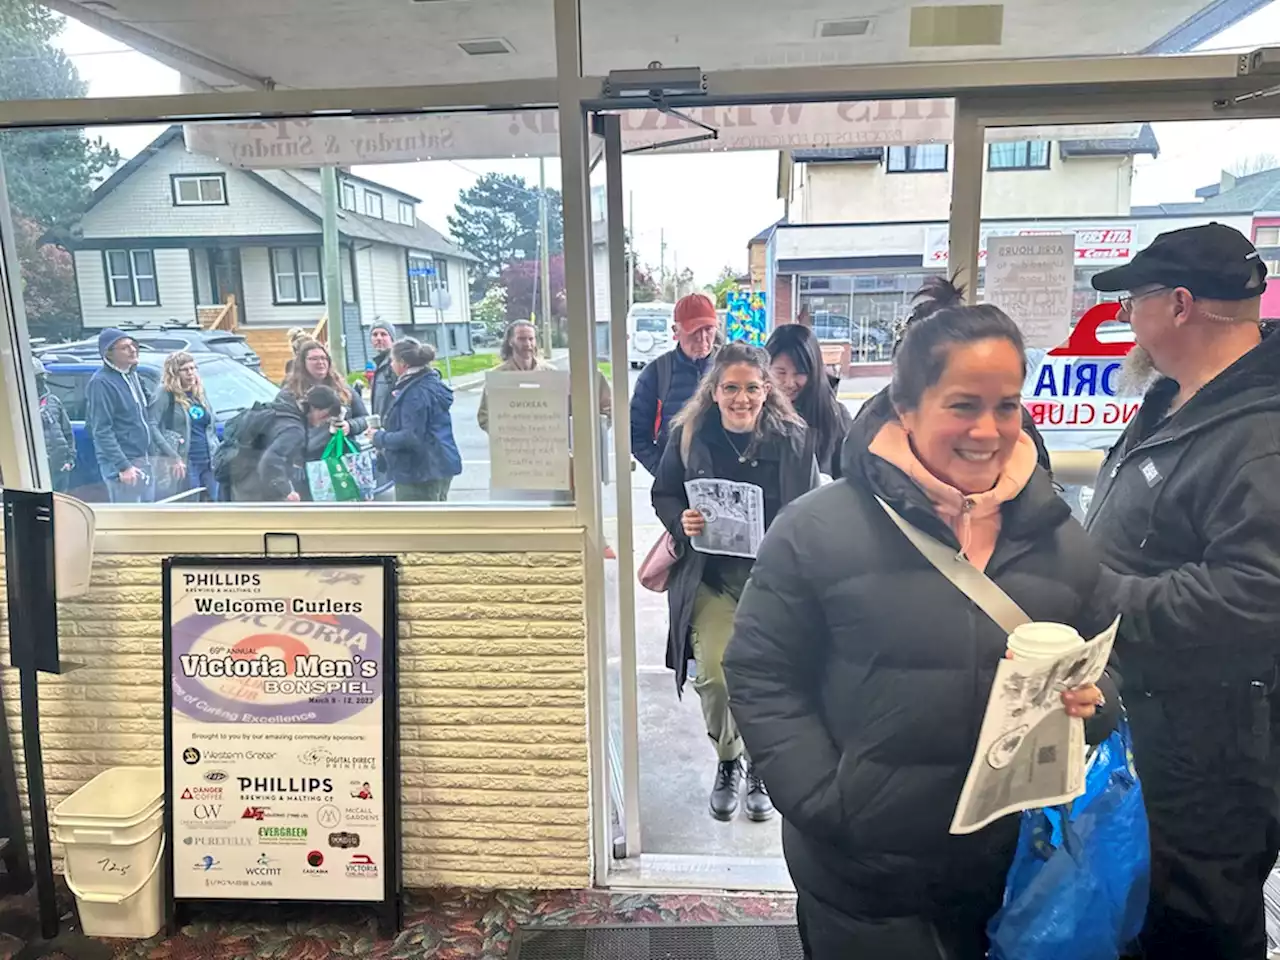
[684,478,765,559]
[950,616,1121,836]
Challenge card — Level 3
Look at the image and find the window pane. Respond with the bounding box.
[135,276,158,304]
[887,146,906,172]
[916,144,947,170]
[8,111,576,509]
[989,141,1022,169]
[1256,227,1280,246]
[1029,141,1050,167]
[201,178,224,202]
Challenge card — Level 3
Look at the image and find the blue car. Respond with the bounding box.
[40,350,280,502]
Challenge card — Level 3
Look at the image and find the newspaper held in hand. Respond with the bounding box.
[950,616,1121,836]
[684,479,765,559]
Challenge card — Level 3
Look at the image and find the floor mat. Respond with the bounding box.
[509,923,803,960]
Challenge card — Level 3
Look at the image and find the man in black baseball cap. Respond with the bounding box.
[1085,222,1280,958]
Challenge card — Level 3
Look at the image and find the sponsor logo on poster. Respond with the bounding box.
[349,781,374,800]
[193,855,220,872]
[183,835,251,847]
[259,826,308,844]
[237,777,334,800]
[303,850,328,876]
[191,804,223,820]
[316,804,342,828]
[299,748,377,771]
[328,832,359,849]
[343,808,378,825]
[242,807,268,821]
[346,853,377,879]
[183,747,201,764]
[204,770,229,783]
[181,786,222,801]
[245,853,281,877]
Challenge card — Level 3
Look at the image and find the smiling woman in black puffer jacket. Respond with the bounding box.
[723,278,1119,960]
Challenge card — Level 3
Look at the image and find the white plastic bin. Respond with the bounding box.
[52,767,165,939]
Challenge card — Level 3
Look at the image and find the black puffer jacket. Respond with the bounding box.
[724,392,1114,913]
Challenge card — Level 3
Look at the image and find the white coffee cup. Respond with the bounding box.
[1007,622,1085,661]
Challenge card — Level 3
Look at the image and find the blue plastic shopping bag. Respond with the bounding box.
[988,718,1150,960]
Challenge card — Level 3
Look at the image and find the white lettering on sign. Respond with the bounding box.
[182,106,1140,167]
[925,224,1135,268]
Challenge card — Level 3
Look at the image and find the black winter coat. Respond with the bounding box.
[651,419,819,692]
[724,394,1114,914]
[228,394,307,502]
[1087,329,1280,693]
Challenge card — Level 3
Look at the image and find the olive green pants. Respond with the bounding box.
[691,583,746,763]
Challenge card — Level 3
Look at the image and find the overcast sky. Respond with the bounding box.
[54,1,1280,284]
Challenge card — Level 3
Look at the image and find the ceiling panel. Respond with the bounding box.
[45,0,1270,91]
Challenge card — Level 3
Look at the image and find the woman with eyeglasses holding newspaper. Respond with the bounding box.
[723,278,1120,960]
[650,341,819,828]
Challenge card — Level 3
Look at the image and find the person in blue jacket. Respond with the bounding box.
[85,328,180,503]
[370,338,462,502]
[629,293,719,475]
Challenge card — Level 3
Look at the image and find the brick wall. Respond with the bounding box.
[0,549,591,890]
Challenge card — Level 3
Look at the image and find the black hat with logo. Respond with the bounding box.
[1091,222,1268,302]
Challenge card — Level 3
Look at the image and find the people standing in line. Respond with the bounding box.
[367,321,398,419]
[651,342,819,825]
[371,338,463,502]
[282,340,371,465]
[1085,223,1280,960]
[152,352,220,502]
[477,319,613,431]
[631,293,720,476]
[85,328,181,503]
[230,384,342,502]
[765,324,854,479]
[724,279,1114,959]
[34,358,75,492]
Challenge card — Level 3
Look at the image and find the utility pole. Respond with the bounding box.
[538,157,554,360]
[320,167,347,374]
[660,231,667,298]
[673,250,680,300]
[627,190,635,307]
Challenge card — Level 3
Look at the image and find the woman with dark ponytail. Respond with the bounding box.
[725,277,1118,958]
[765,324,854,478]
[370,338,462,501]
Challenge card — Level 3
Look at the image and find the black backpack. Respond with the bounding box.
[212,401,275,484]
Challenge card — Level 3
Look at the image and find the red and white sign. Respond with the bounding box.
[926,223,1136,269]
[1022,302,1143,432]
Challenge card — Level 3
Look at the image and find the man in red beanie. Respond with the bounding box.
[630,293,720,475]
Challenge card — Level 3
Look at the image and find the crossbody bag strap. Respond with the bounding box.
[875,495,1031,635]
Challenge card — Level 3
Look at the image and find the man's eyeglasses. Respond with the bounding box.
[1119,287,1171,313]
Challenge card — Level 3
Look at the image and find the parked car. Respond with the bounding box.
[36,322,262,374]
[39,350,280,501]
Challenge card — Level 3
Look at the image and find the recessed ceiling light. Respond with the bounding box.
[458,38,514,56]
[816,17,874,39]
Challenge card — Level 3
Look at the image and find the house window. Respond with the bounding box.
[408,255,433,307]
[887,145,949,173]
[433,258,449,292]
[1256,227,1280,246]
[365,191,383,219]
[172,174,226,206]
[398,200,414,226]
[988,140,1051,170]
[341,181,357,211]
[271,247,324,304]
[105,249,159,306]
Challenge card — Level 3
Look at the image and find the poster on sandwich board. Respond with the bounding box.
[162,556,400,932]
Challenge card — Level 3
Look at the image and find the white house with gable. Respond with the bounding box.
[57,126,476,364]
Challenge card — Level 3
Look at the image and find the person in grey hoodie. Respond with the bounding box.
[84,328,180,503]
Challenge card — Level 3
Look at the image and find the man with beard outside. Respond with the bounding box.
[1085,222,1280,959]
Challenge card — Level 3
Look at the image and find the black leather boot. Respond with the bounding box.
[743,763,775,822]
[709,758,743,821]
